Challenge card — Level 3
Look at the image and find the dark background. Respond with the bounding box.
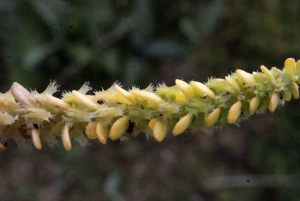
[0,0,300,200]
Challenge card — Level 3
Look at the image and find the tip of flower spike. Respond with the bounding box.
[284,58,296,76]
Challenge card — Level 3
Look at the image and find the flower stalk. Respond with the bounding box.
[0,58,299,151]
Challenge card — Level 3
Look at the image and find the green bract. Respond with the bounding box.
[0,58,299,151]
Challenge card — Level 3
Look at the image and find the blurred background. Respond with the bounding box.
[0,0,300,200]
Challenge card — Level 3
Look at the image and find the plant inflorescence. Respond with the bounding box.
[0,58,299,151]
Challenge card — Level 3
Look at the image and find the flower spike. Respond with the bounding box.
[0,58,299,150]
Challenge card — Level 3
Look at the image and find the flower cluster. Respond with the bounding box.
[0,58,299,151]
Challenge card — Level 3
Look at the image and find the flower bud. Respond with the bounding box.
[114,84,136,104]
[260,65,274,80]
[62,123,72,151]
[153,119,168,142]
[85,122,97,139]
[292,82,299,99]
[205,107,221,126]
[10,82,37,107]
[172,113,193,136]
[236,70,255,85]
[284,58,296,76]
[32,128,42,150]
[72,90,98,109]
[148,118,157,130]
[225,76,240,92]
[175,79,195,99]
[269,93,279,113]
[109,116,130,140]
[227,101,242,124]
[131,90,164,103]
[96,122,108,144]
[249,95,260,115]
[190,81,215,99]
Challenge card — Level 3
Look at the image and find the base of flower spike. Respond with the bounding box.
[0,58,299,150]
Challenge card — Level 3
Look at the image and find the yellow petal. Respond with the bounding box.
[172,113,193,136]
[236,70,255,85]
[225,76,240,92]
[62,123,72,151]
[96,122,108,144]
[284,58,296,76]
[292,82,299,99]
[249,95,260,115]
[114,93,133,105]
[227,101,242,124]
[109,116,130,140]
[190,81,215,99]
[31,128,42,150]
[114,84,136,104]
[85,122,97,139]
[153,119,168,142]
[72,90,98,109]
[269,93,279,113]
[175,79,195,98]
[205,107,221,126]
[131,90,164,103]
[260,65,274,80]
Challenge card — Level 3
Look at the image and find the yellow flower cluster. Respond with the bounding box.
[0,58,299,151]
